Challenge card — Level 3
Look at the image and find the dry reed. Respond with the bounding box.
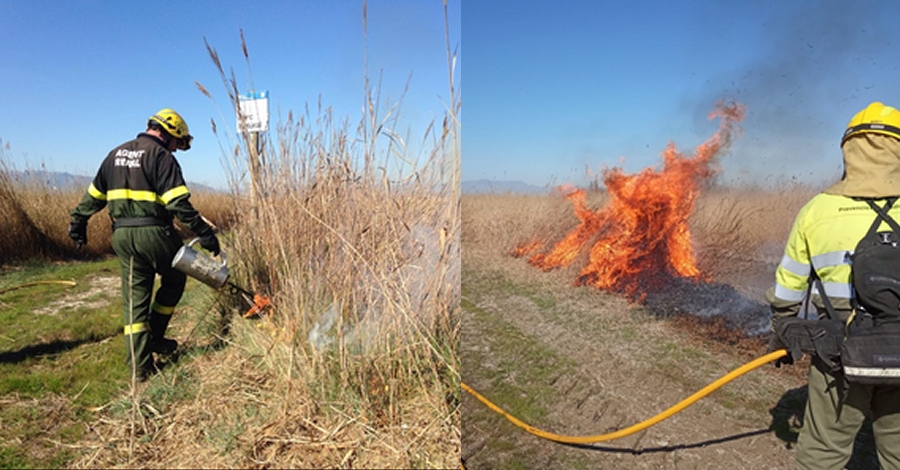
[0,142,237,265]
[74,10,460,467]
[5,6,459,467]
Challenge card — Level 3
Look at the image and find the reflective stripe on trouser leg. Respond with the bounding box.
[151,263,185,342]
[115,249,156,374]
[151,301,175,316]
[150,301,175,341]
[112,225,182,374]
[124,320,152,374]
[124,322,150,335]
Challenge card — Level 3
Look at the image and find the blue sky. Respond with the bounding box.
[0,1,460,190]
[465,0,899,189]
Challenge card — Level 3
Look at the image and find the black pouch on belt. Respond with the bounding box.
[775,317,845,372]
[841,322,900,385]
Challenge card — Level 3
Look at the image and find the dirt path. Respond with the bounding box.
[460,247,878,469]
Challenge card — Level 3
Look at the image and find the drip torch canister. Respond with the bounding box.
[171,239,273,319]
[171,238,229,289]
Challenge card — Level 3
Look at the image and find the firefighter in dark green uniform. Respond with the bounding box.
[67,108,220,382]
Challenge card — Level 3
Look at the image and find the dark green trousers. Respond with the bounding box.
[797,357,900,469]
[111,226,185,377]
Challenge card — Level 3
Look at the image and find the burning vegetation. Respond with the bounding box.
[513,101,747,303]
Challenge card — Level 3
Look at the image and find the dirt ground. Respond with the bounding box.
[460,244,879,470]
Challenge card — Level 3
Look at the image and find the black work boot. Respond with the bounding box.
[151,337,178,354]
[149,312,178,355]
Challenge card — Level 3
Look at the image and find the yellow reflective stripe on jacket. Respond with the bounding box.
[774,277,806,302]
[775,251,810,299]
[97,185,189,206]
[107,189,163,204]
[814,281,853,300]
[124,322,149,336]
[151,301,175,316]
[778,254,809,277]
[87,183,107,200]
[160,185,189,205]
[811,251,850,269]
[775,255,810,294]
[773,193,900,305]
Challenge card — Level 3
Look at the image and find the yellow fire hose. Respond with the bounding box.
[0,280,77,296]
[461,348,788,445]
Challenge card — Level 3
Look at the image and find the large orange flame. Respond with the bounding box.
[516,102,746,300]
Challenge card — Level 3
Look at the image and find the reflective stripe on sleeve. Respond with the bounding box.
[811,251,851,270]
[812,281,854,300]
[124,322,149,336]
[778,254,809,277]
[774,283,806,302]
[160,185,190,205]
[87,183,107,200]
[776,264,809,293]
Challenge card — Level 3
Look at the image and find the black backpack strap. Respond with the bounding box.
[813,197,900,322]
[845,197,900,317]
[812,273,841,322]
[862,197,900,236]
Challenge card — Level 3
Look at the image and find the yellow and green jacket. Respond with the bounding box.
[768,133,900,322]
[767,193,900,321]
[70,133,211,235]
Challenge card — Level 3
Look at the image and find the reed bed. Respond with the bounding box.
[0,157,237,265]
[3,7,459,467]
[80,19,459,467]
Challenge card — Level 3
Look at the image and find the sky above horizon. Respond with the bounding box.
[465,0,900,190]
[0,1,459,190]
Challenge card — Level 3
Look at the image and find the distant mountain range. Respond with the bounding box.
[7,170,221,193]
[9,171,546,196]
[461,179,548,194]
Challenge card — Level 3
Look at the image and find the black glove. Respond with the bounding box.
[68,218,87,248]
[198,230,221,256]
[766,321,803,368]
[767,330,797,368]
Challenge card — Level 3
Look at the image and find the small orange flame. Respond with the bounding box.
[509,240,544,258]
[517,102,745,300]
[244,294,272,318]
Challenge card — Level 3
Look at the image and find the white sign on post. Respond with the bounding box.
[237,90,269,133]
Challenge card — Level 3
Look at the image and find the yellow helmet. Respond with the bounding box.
[148,108,193,150]
[842,101,900,146]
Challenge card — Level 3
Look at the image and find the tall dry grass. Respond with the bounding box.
[691,183,820,279]
[90,9,460,466]
[463,182,823,298]
[0,152,110,264]
[0,148,238,266]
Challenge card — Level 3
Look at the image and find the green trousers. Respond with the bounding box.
[111,226,185,377]
[796,357,900,469]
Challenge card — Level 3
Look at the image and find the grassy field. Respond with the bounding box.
[0,258,217,467]
[460,188,879,470]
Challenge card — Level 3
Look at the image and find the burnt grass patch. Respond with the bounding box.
[633,273,810,380]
